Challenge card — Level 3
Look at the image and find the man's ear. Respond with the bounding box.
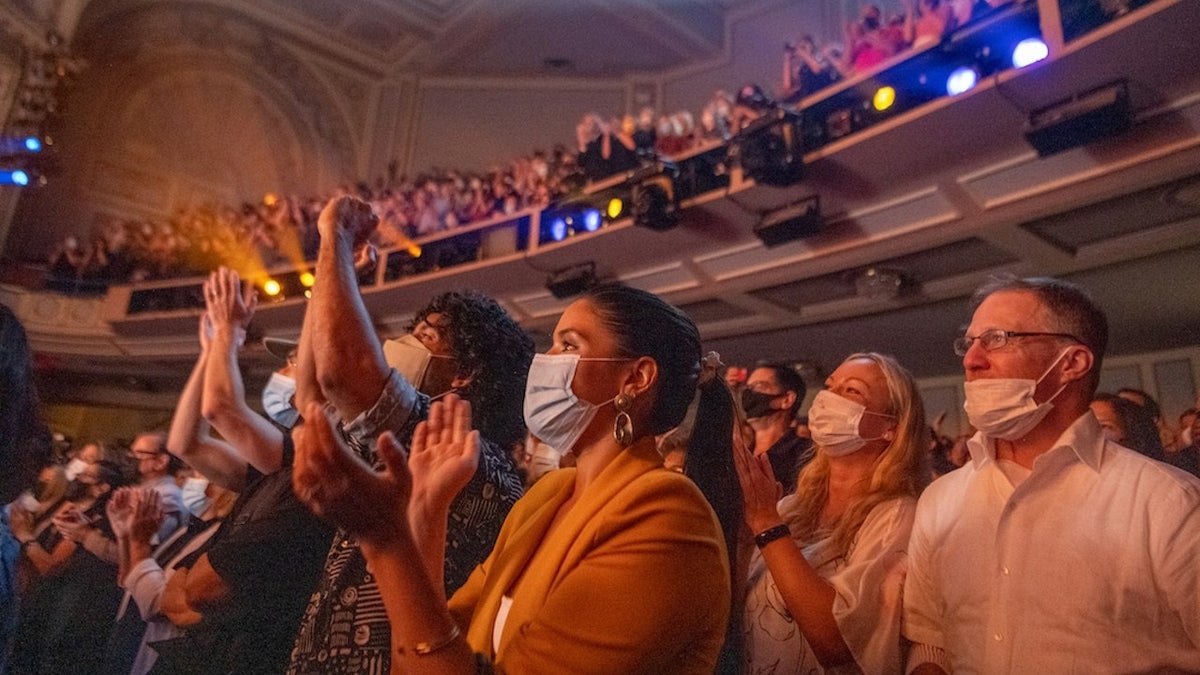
[780,390,798,413]
[1061,345,1094,385]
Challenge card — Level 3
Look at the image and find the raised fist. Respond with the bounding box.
[317,195,379,249]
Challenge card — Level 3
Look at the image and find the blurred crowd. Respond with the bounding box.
[38,0,1015,292]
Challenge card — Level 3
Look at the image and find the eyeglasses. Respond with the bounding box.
[953,329,1082,356]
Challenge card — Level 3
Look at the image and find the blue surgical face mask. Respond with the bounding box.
[262,372,298,429]
[522,353,628,455]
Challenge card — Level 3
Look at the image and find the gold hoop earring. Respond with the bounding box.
[613,393,635,447]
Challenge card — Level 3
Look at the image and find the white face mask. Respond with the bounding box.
[523,353,626,456]
[64,457,89,482]
[18,492,41,513]
[963,349,1070,441]
[181,476,210,517]
[808,389,893,457]
[383,333,457,393]
[262,372,299,429]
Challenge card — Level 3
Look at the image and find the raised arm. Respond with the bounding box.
[734,440,853,668]
[201,267,284,474]
[308,196,389,422]
[169,310,248,492]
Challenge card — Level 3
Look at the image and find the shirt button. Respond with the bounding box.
[994,633,1003,641]
[1001,566,1010,575]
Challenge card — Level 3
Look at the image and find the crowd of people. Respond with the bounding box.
[4,193,1199,674]
[779,0,1013,102]
[37,0,1022,294]
[43,151,582,290]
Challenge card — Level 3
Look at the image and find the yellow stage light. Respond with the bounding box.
[607,198,624,220]
[263,279,282,296]
[263,193,278,206]
[873,86,896,112]
[299,271,315,287]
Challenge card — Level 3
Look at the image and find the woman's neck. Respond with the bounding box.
[826,446,882,502]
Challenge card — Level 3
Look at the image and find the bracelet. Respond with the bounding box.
[754,523,791,549]
[398,623,461,656]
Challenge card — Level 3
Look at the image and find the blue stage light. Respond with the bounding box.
[1012,38,1048,69]
[582,209,601,232]
[24,137,42,153]
[1,170,30,186]
[946,66,979,96]
[549,217,568,242]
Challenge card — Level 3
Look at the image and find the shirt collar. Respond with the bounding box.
[967,410,1106,473]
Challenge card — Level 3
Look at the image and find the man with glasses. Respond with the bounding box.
[61,432,186,563]
[903,276,1200,673]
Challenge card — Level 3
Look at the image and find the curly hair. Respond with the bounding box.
[411,290,534,449]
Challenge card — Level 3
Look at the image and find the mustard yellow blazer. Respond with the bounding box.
[448,442,731,674]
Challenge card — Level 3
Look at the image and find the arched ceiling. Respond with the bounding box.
[72,0,737,80]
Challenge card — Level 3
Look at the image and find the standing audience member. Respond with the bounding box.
[0,304,54,672]
[292,284,736,673]
[55,432,186,566]
[9,460,129,673]
[147,269,334,674]
[841,5,905,75]
[904,276,1200,673]
[781,35,838,102]
[741,363,812,494]
[738,353,928,675]
[286,197,528,675]
[1090,392,1167,462]
[903,0,952,48]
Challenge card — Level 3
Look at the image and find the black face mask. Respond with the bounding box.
[742,389,783,420]
[32,481,51,501]
[65,480,88,501]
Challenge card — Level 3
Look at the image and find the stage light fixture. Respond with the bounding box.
[548,217,568,242]
[0,170,29,186]
[1012,37,1048,68]
[754,196,821,248]
[299,271,316,287]
[24,137,41,153]
[733,108,804,187]
[872,87,897,112]
[1025,80,1132,156]
[946,66,979,96]
[582,208,602,232]
[263,279,282,297]
[606,198,624,220]
[545,262,598,300]
[632,177,679,231]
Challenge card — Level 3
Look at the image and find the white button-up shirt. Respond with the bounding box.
[903,412,1200,674]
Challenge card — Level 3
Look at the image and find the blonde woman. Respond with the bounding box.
[737,352,929,675]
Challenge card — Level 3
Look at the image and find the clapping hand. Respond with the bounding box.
[106,487,138,539]
[53,507,92,543]
[733,427,784,535]
[292,402,412,549]
[204,267,256,340]
[129,488,164,545]
[407,394,480,524]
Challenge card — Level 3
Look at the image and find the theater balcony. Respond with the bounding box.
[3,0,1199,414]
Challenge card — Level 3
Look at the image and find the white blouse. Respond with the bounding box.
[743,496,916,675]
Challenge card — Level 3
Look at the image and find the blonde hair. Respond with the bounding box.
[780,352,929,561]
